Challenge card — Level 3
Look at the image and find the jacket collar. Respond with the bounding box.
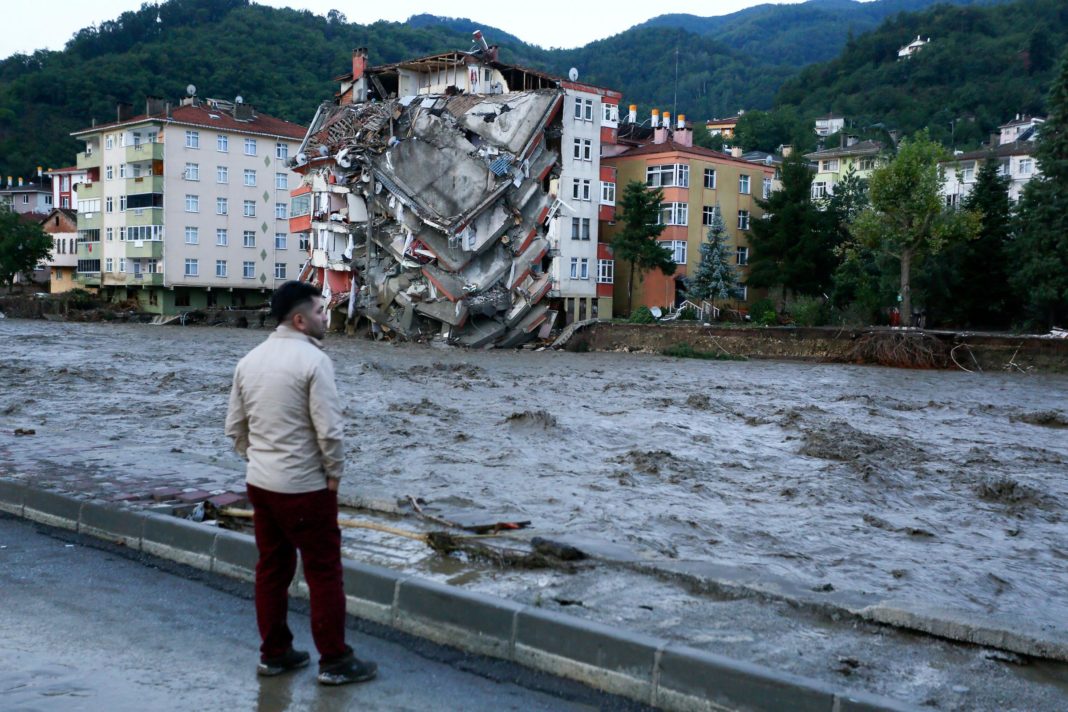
[271,323,324,350]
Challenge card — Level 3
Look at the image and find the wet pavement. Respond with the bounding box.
[2,319,1068,709]
[0,514,639,712]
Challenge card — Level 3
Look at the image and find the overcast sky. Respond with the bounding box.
[0,0,820,59]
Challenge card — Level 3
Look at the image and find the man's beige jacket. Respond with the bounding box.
[225,324,344,493]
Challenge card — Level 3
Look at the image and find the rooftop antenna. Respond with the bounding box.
[568,67,579,82]
[672,44,680,120]
[186,84,197,97]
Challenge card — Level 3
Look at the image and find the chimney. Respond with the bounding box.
[487,44,499,62]
[116,102,133,122]
[653,127,669,145]
[628,104,637,123]
[731,146,743,159]
[846,135,858,147]
[352,47,368,103]
[651,109,660,128]
[781,145,793,158]
[663,111,671,131]
[233,101,254,122]
[37,166,42,178]
[18,177,24,186]
[675,127,693,148]
[146,96,167,116]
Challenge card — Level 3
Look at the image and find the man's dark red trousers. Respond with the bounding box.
[246,484,349,662]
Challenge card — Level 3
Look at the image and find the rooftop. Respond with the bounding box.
[805,140,883,160]
[945,140,1036,162]
[604,140,776,171]
[72,101,306,140]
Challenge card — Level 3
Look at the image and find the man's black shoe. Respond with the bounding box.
[317,652,378,686]
[257,648,311,677]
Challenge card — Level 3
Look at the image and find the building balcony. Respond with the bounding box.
[125,142,164,164]
[76,242,100,260]
[76,182,102,201]
[125,175,164,194]
[75,273,101,286]
[102,271,128,286]
[125,240,163,259]
[76,151,101,170]
[125,207,164,227]
[78,213,102,230]
[130,272,164,286]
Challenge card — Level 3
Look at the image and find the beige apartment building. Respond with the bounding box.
[71,96,306,313]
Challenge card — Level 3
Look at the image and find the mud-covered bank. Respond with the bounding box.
[557,321,1068,373]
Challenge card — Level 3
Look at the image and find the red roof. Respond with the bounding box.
[604,140,776,172]
[73,102,307,140]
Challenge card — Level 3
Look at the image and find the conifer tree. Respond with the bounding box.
[612,181,676,315]
[685,204,740,309]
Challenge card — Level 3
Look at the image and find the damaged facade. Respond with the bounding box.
[290,38,621,346]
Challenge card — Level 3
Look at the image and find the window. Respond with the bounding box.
[244,138,257,156]
[739,285,748,301]
[106,165,114,180]
[569,257,578,279]
[217,135,229,152]
[275,143,288,160]
[119,164,126,178]
[291,194,310,217]
[275,203,287,220]
[945,194,959,208]
[184,194,199,212]
[597,259,614,284]
[185,130,200,148]
[243,261,255,279]
[662,240,687,264]
[763,177,772,199]
[216,260,227,278]
[572,179,592,201]
[1019,158,1033,175]
[243,169,256,187]
[821,159,839,172]
[572,138,593,161]
[243,230,256,248]
[185,163,199,181]
[217,166,228,184]
[119,258,126,273]
[602,103,618,124]
[185,227,199,245]
[275,173,288,190]
[106,227,113,241]
[105,136,114,150]
[600,181,616,205]
[737,210,750,230]
[119,227,126,241]
[812,181,827,199]
[570,217,591,240]
[704,168,716,189]
[702,206,718,226]
[275,233,287,249]
[859,158,876,171]
[573,97,593,121]
[578,258,590,280]
[274,263,287,279]
[658,202,688,226]
[106,197,113,213]
[646,164,689,188]
[216,229,229,246]
[216,197,228,215]
[105,257,114,272]
[298,234,310,251]
[961,166,975,182]
[77,199,101,214]
[119,195,126,211]
[736,246,750,266]
[739,175,751,194]
[184,258,199,276]
[243,200,256,217]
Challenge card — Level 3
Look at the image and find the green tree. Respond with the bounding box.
[746,152,828,300]
[1028,28,1055,74]
[1012,48,1068,329]
[692,123,724,152]
[612,180,675,316]
[0,209,52,290]
[685,204,739,309]
[848,131,980,321]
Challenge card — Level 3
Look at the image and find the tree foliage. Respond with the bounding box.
[0,210,52,288]
[848,131,980,319]
[612,181,675,315]
[685,205,739,306]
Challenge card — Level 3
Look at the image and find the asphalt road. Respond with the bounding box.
[0,514,646,712]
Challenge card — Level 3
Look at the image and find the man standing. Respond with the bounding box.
[225,281,376,685]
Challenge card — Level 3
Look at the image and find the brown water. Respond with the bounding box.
[2,319,1067,639]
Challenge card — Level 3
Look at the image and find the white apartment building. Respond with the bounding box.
[942,115,1044,206]
[71,97,306,313]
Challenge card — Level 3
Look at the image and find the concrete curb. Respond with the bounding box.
[0,485,917,712]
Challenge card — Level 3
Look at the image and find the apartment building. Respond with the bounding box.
[45,166,88,210]
[0,175,53,215]
[805,139,885,200]
[40,208,79,293]
[942,115,1044,206]
[602,120,775,313]
[70,96,305,313]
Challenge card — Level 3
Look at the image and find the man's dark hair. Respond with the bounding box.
[271,281,322,322]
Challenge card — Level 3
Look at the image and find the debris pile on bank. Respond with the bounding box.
[292,88,564,347]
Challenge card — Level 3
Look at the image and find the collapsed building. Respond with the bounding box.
[290,38,572,348]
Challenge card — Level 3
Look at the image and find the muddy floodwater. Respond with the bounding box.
[2,320,1067,646]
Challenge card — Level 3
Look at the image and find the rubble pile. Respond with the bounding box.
[293,88,564,347]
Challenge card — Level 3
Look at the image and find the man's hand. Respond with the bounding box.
[326,477,339,493]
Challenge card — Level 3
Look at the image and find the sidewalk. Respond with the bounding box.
[0,513,636,712]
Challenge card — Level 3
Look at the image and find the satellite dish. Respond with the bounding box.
[186,84,197,97]
[568,67,579,82]
[235,95,244,104]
